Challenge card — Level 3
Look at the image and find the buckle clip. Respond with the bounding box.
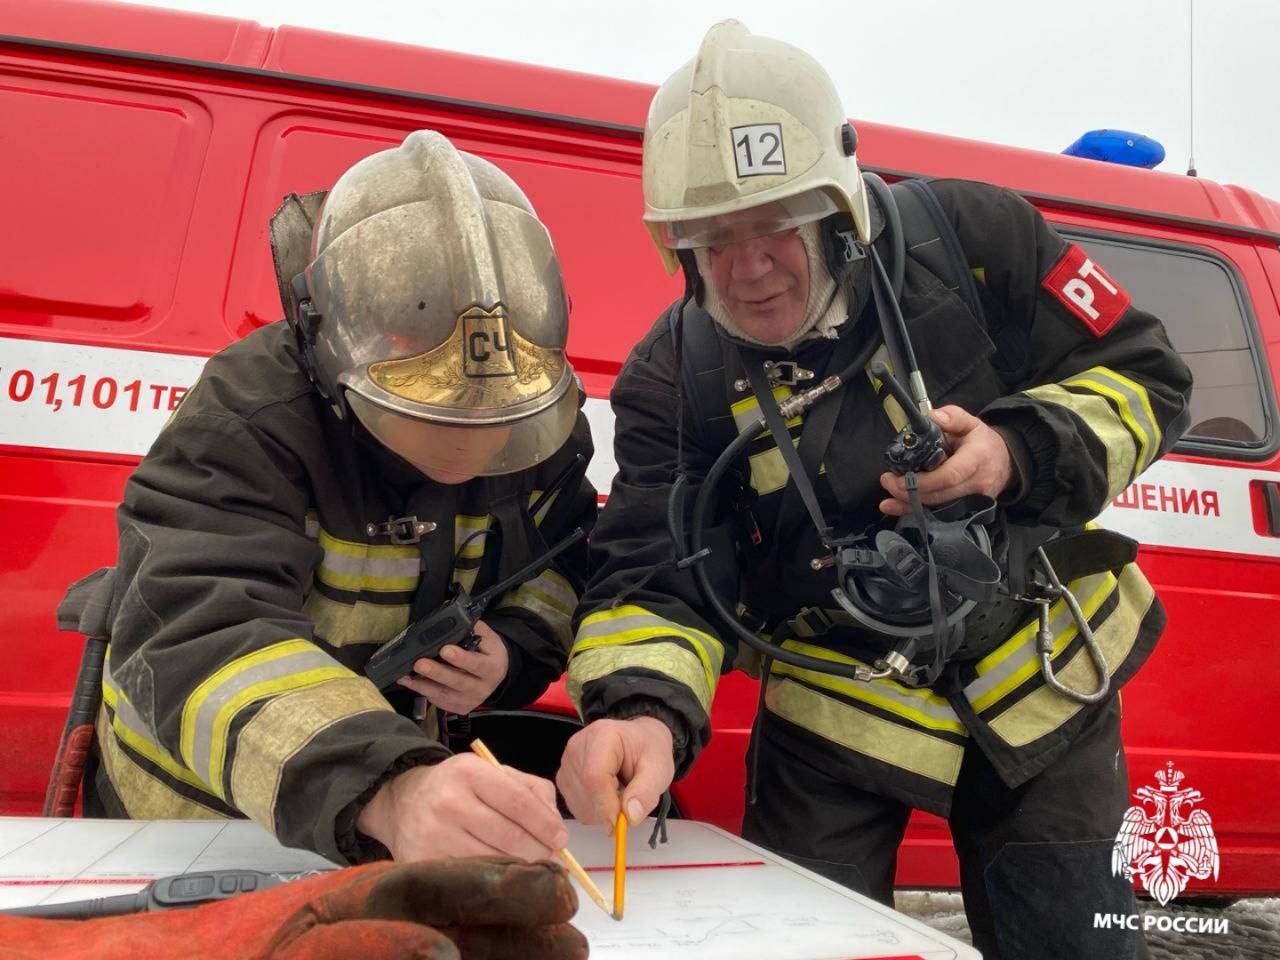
[734,360,816,393]
[366,515,437,544]
[792,606,834,638]
[765,361,815,387]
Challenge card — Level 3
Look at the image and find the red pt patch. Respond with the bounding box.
[1042,243,1131,336]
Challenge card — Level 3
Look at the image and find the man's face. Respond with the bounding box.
[414,423,513,485]
[349,392,516,485]
[706,227,810,345]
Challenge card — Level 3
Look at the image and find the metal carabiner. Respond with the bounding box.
[1032,547,1111,704]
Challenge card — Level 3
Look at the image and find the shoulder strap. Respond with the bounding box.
[669,301,740,454]
[891,179,986,324]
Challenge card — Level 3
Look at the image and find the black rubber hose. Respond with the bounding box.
[686,412,874,682]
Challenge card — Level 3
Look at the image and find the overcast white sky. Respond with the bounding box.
[131,0,1280,200]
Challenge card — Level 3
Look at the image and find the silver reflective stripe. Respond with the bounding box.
[454,515,490,556]
[774,639,964,733]
[103,658,214,793]
[574,603,724,697]
[528,490,559,526]
[964,572,1114,711]
[577,610,682,642]
[1025,384,1136,495]
[498,569,577,647]
[1064,367,1162,475]
[319,549,419,580]
[185,643,345,791]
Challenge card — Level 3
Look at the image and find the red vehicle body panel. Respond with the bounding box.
[2,0,1278,896]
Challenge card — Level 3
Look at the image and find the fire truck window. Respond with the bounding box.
[1072,237,1268,447]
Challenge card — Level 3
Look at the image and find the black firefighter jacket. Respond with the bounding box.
[87,321,596,862]
[567,179,1192,816]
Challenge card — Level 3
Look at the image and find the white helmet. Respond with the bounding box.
[642,20,871,274]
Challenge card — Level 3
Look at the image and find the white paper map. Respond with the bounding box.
[568,820,975,959]
[0,817,976,959]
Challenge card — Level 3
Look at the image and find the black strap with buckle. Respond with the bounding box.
[367,515,437,544]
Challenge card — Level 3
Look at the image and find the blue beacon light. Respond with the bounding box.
[1062,129,1166,169]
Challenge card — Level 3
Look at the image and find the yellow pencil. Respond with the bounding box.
[613,809,627,920]
[469,738,613,919]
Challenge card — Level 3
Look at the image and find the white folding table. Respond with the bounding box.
[0,817,978,960]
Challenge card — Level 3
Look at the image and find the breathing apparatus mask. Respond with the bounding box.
[647,21,1114,701]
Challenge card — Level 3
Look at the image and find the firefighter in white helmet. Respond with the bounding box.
[67,131,597,870]
[558,21,1190,960]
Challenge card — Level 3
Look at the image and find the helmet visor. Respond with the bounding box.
[348,383,580,482]
[657,191,838,250]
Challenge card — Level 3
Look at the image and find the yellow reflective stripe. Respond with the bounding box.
[966,573,1117,713]
[205,665,351,797]
[181,639,351,794]
[229,675,392,830]
[102,665,217,793]
[95,709,227,820]
[568,642,715,715]
[454,514,490,560]
[1025,383,1136,496]
[767,678,965,786]
[315,528,419,593]
[748,445,789,496]
[774,640,965,734]
[730,385,809,495]
[576,604,723,703]
[1063,367,1162,475]
[452,514,491,592]
[730,385,796,433]
[865,346,908,431]
[527,490,559,526]
[989,566,1153,747]
[502,575,576,616]
[318,529,416,560]
[497,569,577,648]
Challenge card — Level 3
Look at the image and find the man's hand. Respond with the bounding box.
[556,717,675,830]
[880,405,1013,516]
[356,754,568,863]
[397,619,509,714]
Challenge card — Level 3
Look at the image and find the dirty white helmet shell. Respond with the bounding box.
[642,20,872,273]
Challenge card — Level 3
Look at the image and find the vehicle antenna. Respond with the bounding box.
[1186,0,1197,177]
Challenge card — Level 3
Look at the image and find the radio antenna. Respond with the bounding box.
[1186,0,1197,177]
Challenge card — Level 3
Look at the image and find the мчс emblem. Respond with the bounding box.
[1112,762,1219,906]
[461,305,517,379]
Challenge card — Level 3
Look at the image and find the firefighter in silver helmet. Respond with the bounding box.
[76,130,597,868]
[557,21,1190,960]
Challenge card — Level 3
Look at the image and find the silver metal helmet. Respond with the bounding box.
[271,130,578,480]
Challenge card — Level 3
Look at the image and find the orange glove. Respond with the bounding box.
[0,858,587,960]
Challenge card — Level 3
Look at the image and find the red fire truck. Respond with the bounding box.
[2,0,1277,896]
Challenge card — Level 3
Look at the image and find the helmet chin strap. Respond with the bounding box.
[691,221,849,349]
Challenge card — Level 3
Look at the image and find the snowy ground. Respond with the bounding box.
[895,891,1280,958]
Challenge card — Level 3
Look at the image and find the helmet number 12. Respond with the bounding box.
[732,124,786,177]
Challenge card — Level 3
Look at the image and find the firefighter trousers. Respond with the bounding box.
[741,694,1148,960]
